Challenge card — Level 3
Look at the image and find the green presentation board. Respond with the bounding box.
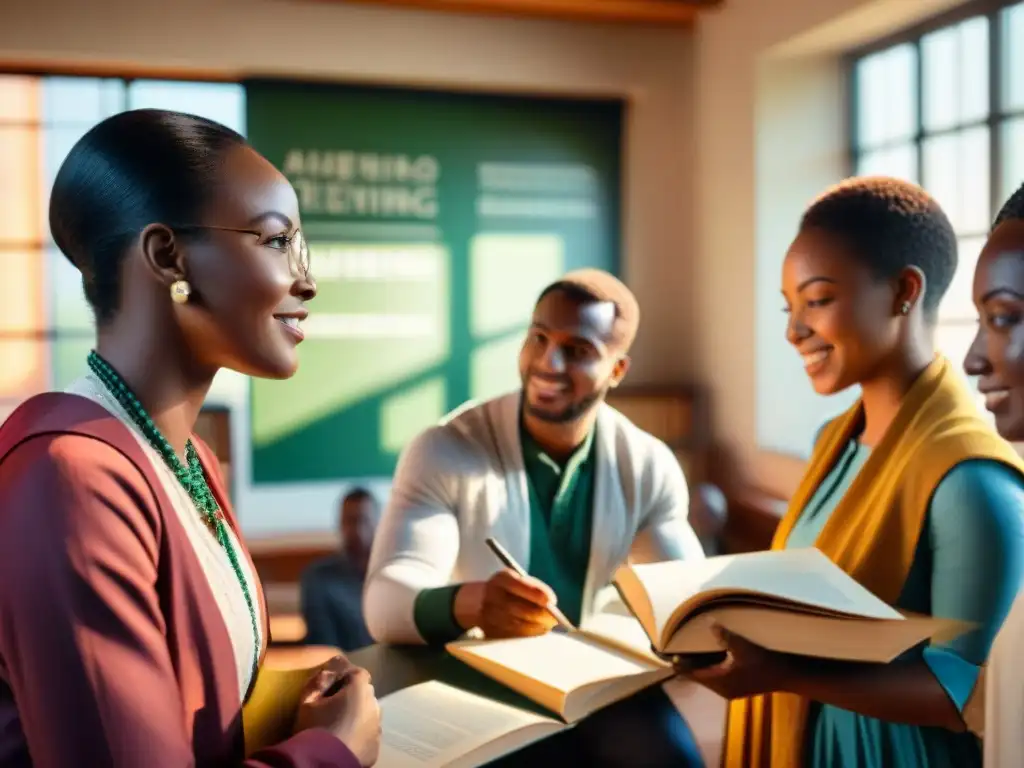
[245,79,623,483]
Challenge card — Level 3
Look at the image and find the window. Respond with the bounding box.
[0,74,244,422]
[851,1,1024,408]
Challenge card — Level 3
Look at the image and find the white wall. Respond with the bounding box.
[0,0,696,539]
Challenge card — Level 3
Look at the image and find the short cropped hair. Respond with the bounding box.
[799,176,958,318]
[994,181,1024,229]
[342,487,376,506]
[537,268,640,351]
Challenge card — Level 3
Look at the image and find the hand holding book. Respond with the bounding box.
[673,624,793,700]
[293,658,382,766]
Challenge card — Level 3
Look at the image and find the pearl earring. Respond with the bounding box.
[170,280,191,305]
[900,301,911,316]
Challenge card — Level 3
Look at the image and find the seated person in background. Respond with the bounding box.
[686,177,1024,768]
[365,269,707,767]
[301,488,378,651]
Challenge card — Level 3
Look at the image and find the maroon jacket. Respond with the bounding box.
[0,393,360,768]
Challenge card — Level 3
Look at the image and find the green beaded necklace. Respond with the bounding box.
[87,350,260,684]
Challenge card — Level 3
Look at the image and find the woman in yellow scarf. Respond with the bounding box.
[683,177,1024,767]
[962,181,1024,766]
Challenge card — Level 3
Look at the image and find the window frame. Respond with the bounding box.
[845,0,1024,363]
[0,70,244,396]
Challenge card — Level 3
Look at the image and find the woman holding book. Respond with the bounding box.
[961,180,1024,766]
[0,110,381,767]
[680,177,1024,767]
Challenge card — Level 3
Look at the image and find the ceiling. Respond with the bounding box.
[315,0,724,25]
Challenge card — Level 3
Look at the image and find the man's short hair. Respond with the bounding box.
[341,487,375,507]
[537,268,640,351]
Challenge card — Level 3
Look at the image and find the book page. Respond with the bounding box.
[378,681,565,768]
[580,611,666,665]
[448,632,664,718]
[619,548,903,647]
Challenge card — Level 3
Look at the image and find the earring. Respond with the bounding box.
[900,301,911,316]
[170,280,191,305]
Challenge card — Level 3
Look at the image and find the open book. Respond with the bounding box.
[444,547,966,747]
[613,547,964,662]
[243,650,639,767]
[377,680,569,768]
[447,628,673,724]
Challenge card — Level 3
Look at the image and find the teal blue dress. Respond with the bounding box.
[786,431,1024,767]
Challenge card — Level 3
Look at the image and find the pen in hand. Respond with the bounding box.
[484,537,575,631]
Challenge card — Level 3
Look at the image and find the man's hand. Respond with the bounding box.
[454,569,560,639]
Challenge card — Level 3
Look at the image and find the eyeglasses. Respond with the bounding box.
[174,225,311,277]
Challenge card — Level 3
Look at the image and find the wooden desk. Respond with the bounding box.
[347,643,725,766]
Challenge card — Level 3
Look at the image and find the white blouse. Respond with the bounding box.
[66,375,263,701]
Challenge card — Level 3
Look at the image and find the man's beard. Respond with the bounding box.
[522,383,608,424]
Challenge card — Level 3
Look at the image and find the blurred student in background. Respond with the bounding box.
[680,177,1024,768]
[962,180,1024,767]
[301,488,378,651]
[0,110,380,768]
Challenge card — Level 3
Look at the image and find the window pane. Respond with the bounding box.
[51,335,94,391]
[857,142,917,182]
[923,134,959,227]
[1002,2,1024,111]
[923,28,959,131]
[941,236,986,323]
[0,127,43,245]
[47,246,93,332]
[856,44,917,149]
[40,124,96,243]
[127,81,246,135]
[0,250,47,334]
[960,17,990,124]
[40,77,124,126]
[960,126,991,233]
[0,76,39,123]
[1002,117,1024,204]
[923,17,990,131]
[0,338,48,399]
[922,127,990,233]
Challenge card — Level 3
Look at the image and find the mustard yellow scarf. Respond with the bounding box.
[724,357,1024,767]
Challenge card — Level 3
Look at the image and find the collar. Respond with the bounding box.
[519,413,596,474]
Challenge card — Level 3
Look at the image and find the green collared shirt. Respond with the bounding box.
[519,425,595,627]
[412,423,597,644]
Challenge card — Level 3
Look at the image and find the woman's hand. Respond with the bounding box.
[294,656,382,767]
[674,625,795,700]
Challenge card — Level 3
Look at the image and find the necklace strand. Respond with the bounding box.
[86,351,260,684]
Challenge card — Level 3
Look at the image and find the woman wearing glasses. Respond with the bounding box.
[0,110,380,767]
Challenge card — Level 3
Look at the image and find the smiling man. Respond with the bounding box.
[364,268,707,764]
[365,267,704,642]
